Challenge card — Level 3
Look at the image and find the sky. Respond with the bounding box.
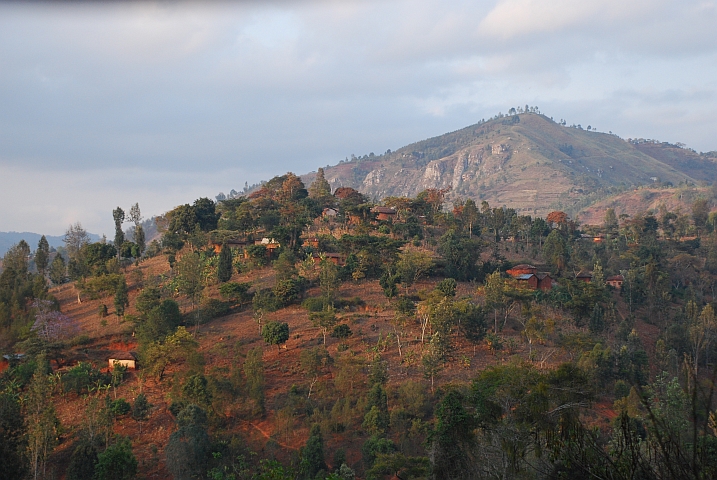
[1,0,716,237]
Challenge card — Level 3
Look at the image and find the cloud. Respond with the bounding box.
[0,0,716,234]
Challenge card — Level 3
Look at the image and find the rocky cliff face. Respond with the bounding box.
[301,113,716,217]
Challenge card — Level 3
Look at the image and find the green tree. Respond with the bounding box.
[166,409,211,480]
[604,208,619,234]
[112,207,125,259]
[319,258,340,303]
[25,358,60,480]
[217,245,233,283]
[113,277,129,319]
[310,308,338,345]
[429,389,476,480]
[437,230,482,281]
[140,327,198,381]
[94,436,137,480]
[396,248,434,293]
[132,393,150,436]
[262,321,290,351]
[0,391,26,480]
[543,229,569,272]
[35,236,50,276]
[243,347,265,415]
[176,252,206,330]
[49,254,66,285]
[66,441,99,480]
[128,203,145,257]
[300,424,327,479]
[308,167,333,206]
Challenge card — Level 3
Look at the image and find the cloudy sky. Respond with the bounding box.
[1,0,716,237]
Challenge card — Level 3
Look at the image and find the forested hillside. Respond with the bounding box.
[2,171,717,480]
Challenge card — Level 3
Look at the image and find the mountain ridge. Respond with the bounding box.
[300,113,717,218]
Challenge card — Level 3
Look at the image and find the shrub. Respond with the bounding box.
[302,297,328,312]
[62,362,110,395]
[262,321,290,351]
[219,282,253,304]
[331,324,352,339]
[110,398,132,416]
[94,437,137,480]
[200,298,231,320]
[253,289,280,313]
[395,296,416,315]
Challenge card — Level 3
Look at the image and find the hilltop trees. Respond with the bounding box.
[35,236,50,276]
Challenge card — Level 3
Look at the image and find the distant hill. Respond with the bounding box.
[0,231,100,257]
[301,113,717,219]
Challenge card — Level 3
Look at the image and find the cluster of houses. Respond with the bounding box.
[505,264,624,291]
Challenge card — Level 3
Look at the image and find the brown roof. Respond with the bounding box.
[576,272,593,278]
[108,352,137,361]
[606,275,624,282]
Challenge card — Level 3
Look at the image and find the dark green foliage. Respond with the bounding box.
[200,298,231,320]
[458,302,487,346]
[62,362,110,395]
[252,288,280,313]
[113,207,125,257]
[182,374,212,410]
[245,244,268,266]
[429,389,476,479]
[219,282,253,304]
[262,321,290,350]
[437,230,482,281]
[273,278,304,306]
[35,236,50,276]
[435,278,457,297]
[110,398,132,416]
[302,296,329,312]
[136,299,181,345]
[300,424,327,479]
[217,245,233,283]
[331,324,352,339]
[66,441,98,480]
[94,436,137,480]
[589,302,605,333]
[135,286,161,316]
[49,253,66,284]
[243,347,265,416]
[113,278,129,318]
[0,392,26,480]
[379,271,400,299]
[132,393,150,423]
[361,435,396,469]
[395,296,416,315]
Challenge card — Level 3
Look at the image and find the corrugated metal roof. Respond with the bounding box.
[515,274,534,280]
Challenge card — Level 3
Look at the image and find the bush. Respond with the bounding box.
[62,362,110,395]
[94,436,137,480]
[302,297,328,312]
[200,298,231,320]
[331,324,352,339]
[219,282,253,304]
[395,296,416,315]
[262,321,290,350]
[110,398,132,416]
[78,274,125,299]
[253,289,280,313]
[66,441,99,480]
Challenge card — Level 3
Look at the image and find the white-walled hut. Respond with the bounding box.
[108,351,137,370]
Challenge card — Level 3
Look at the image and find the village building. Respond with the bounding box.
[506,264,555,291]
[576,272,593,282]
[302,237,320,249]
[606,274,624,289]
[322,208,338,218]
[108,351,137,370]
[312,252,346,266]
[371,206,398,222]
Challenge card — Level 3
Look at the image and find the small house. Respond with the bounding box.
[507,265,554,291]
[606,275,624,289]
[576,272,593,283]
[108,352,137,370]
[371,206,397,222]
[312,252,346,266]
[322,208,338,218]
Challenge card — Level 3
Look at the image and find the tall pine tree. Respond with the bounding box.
[217,245,233,283]
[35,236,50,276]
